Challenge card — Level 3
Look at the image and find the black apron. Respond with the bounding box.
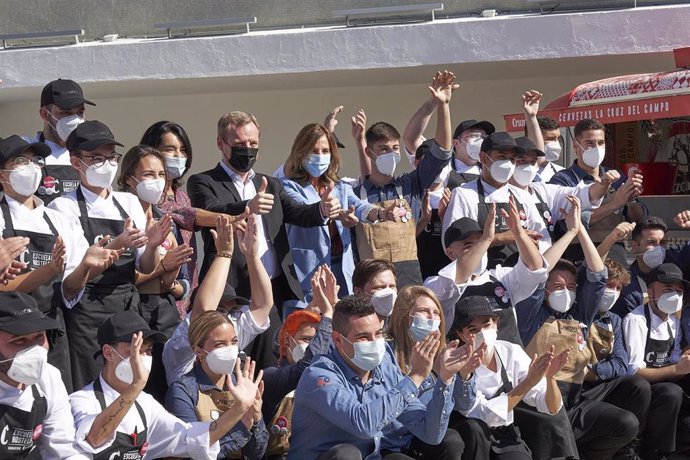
[0,385,47,459]
[446,168,479,190]
[475,179,526,269]
[0,199,72,393]
[34,133,80,206]
[531,186,555,240]
[643,306,675,368]
[64,188,140,391]
[485,355,532,456]
[458,275,523,346]
[416,208,450,280]
[93,378,148,460]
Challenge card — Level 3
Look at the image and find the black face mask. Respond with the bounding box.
[227,146,259,173]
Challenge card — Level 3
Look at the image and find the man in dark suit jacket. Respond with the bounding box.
[188,111,342,305]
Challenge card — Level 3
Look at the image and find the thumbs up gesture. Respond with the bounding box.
[320,183,342,219]
[249,176,274,215]
[338,205,360,228]
[382,199,402,222]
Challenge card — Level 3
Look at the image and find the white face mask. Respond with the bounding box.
[113,349,153,385]
[512,163,538,187]
[375,151,400,177]
[369,287,397,317]
[487,157,515,184]
[598,288,620,313]
[8,164,42,197]
[204,345,239,375]
[290,342,309,362]
[463,137,483,161]
[50,113,84,142]
[80,159,118,188]
[544,142,562,162]
[0,345,48,386]
[135,178,165,205]
[474,327,498,355]
[642,246,666,269]
[656,292,683,315]
[581,145,606,168]
[408,315,441,342]
[548,288,576,313]
[344,337,386,372]
[164,156,187,179]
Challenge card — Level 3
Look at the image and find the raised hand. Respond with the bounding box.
[113,218,147,250]
[437,340,473,383]
[237,213,260,258]
[409,330,441,385]
[483,202,497,241]
[128,332,150,390]
[47,236,66,275]
[320,183,342,219]
[249,177,274,215]
[146,214,173,249]
[338,206,359,228]
[210,214,235,254]
[0,260,25,285]
[83,236,123,271]
[524,347,555,388]
[161,243,194,273]
[546,346,571,379]
[227,357,263,414]
[382,200,402,222]
[421,189,432,224]
[522,90,543,117]
[674,210,690,229]
[561,194,582,234]
[428,70,459,105]
[311,265,338,317]
[438,187,452,220]
[612,221,636,241]
[350,109,367,144]
[324,106,344,133]
[0,236,29,273]
[611,174,643,208]
[602,170,621,187]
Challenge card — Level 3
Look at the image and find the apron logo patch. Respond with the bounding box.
[316,375,330,388]
[272,415,289,434]
[139,441,149,456]
[210,410,220,420]
[31,424,42,441]
[37,176,58,196]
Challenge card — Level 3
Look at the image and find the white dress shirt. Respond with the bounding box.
[0,195,88,282]
[163,306,270,385]
[23,133,71,165]
[453,157,481,176]
[70,374,221,459]
[424,257,548,331]
[461,340,559,427]
[441,179,539,250]
[0,363,88,459]
[218,162,279,279]
[623,304,682,374]
[536,161,564,183]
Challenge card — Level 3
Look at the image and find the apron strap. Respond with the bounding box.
[77,188,132,226]
[530,186,552,232]
[0,197,58,237]
[475,179,488,227]
[93,377,148,431]
[490,353,513,399]
[643,304,675,350]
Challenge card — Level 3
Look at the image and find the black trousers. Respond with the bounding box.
[646,381,686,453]
[450,416,531,460]
[407,428,465,460]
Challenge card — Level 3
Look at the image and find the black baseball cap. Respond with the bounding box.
[648,263,690,287]
[515,136,545,156]
[66,120,124,152]
[221,284,250,305]
[453,120,496,140]
[481,132,525,154]
[444,217,482,248]
[453,296,498,331]
[0,135,51,166]
[0,292,60,335]
[40,79,95,109]
[97,311,167,347]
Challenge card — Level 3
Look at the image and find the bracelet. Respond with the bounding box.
[217,251,233,259]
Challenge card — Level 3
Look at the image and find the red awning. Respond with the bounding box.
[504,68,690,132]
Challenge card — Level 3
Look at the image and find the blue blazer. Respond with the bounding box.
[280,178,374,305]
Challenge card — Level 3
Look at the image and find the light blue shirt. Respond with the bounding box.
[289,343,455,460]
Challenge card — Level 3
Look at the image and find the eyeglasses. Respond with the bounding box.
[77,153,121,167]
[12,156,45,169]
[462,133,488,141]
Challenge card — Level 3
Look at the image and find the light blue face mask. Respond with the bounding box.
[304,153,331,178]
[164,156,187,179]
[408,315,441,342]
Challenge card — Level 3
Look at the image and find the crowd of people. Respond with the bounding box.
[0,72,688,460]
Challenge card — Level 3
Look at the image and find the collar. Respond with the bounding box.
[647,305,674,328]
[97,373,122,398]
[80,184,112,204]
[192,362,225,392]
[218,161,255,183]
[5,194,45,216]
[569,160,604,182]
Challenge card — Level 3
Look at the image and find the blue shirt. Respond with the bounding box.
[589,311,629,381]
[354,141,452,220]
[515,268,607,347]
[165,363,269,460]
[288,342,455,460]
